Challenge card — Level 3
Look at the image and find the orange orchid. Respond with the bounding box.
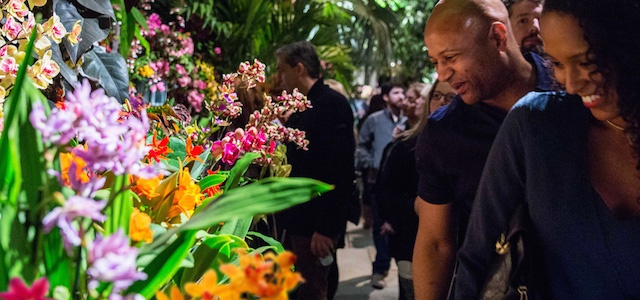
[185,137,204,163]
[146,130,173,163]
[206,250,303,300]
[156,286,185,300]
[203,183,223,198]
[60,151,91,185]
[167,167,204,220]
[185,270,236,300]
[131,174,163,198]
[129,208,154,243]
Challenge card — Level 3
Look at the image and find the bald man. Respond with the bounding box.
[412,0,553,298]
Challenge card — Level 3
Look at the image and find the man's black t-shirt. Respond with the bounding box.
[415,52,553,239]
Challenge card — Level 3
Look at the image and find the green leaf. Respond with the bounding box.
[247,231,285,254]
[190,149,210,179]
[224,152,260,191]
[126,230,198,298]
[103,175,133,235]
[54,0,110,65]
[134,26,150,57]
[147,177,332,251]
[81,46,130,103]
[0,28,37,206]
[129,7,148,30]
[219,217,252,239]
[76,0,116,19]
[198,174,227,190]
[178,234,247,287]
[182,177,332,231]
[43,230,73,290]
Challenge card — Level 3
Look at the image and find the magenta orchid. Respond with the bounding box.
[0,277,53,300]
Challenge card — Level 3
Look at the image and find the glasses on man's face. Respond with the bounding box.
[432,91,456,104]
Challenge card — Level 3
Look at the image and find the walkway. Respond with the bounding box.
[334,220,399,300]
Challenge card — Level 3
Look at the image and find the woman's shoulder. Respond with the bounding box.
[507,91,589,127]
[512,91,584,115]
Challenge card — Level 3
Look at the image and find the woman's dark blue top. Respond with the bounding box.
[455,92,640,299]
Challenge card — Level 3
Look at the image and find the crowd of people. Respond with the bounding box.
[272,0,640,299]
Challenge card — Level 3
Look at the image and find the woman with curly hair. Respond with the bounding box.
[454,0,640,298]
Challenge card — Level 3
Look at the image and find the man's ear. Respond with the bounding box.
[382,94,390,103]
[489,22,508,51]
[295,62,306,77]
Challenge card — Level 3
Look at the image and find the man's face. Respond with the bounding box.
[509,1,544,54]
[276,55,298,93]
[425,21,504,105]
[384,87,405,110]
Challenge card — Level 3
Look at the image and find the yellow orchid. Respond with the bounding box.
[67,20,82,46]
[27,0,47,8]
[27,49,60,89]
[4,0,29,21]
[42,13,66,43]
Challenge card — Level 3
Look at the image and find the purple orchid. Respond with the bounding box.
[87,230,147,293]
[42,194,107,255]
[30,79,157,179]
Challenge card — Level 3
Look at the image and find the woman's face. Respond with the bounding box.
[402,89,425,118]
[540,12,619,121]
[429,82,456,114]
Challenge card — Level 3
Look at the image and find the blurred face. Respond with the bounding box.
[425,18,504,105]
[402,88,426,118]
[509,1,544,54]
[276,55,298,93]
[541,12,619,121]
[384,87,405,110]
[429,82,457,114]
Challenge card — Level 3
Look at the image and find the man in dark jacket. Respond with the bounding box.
[274,41,356,300]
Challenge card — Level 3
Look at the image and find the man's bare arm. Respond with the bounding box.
[413,197,457,300]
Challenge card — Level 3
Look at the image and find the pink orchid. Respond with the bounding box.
[6,0,29,22]
[177,75,190,87]
[160,24,170,35]
[214,47,222,55]
[147,13,162,31]
[194,79,207,90]
[0,277,54,300]
[222,142,239,164]
[174,64,186,75]
[267,140,277,155]
[187,89,204,112]
[0,57,19,78]
[2,16,23,40]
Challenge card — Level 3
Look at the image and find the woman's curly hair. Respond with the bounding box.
[543,0,640,169]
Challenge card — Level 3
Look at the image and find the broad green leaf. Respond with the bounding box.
[224,152,260,191]
[126,230,198,298]
[247,231,285,254]
[76,0,116,19]
[54,0,110,65]
[81,47,130,103]
[182,177,332,231]
[219,217,252,239]
[147,177,332,251]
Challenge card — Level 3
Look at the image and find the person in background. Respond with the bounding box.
[427,81,457,116]
[412,0,554,298]
[456,0,640,298]
[357,82,406,289]
[375,81,455,299]
[274,41,355,300]
[503,0,544,55]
